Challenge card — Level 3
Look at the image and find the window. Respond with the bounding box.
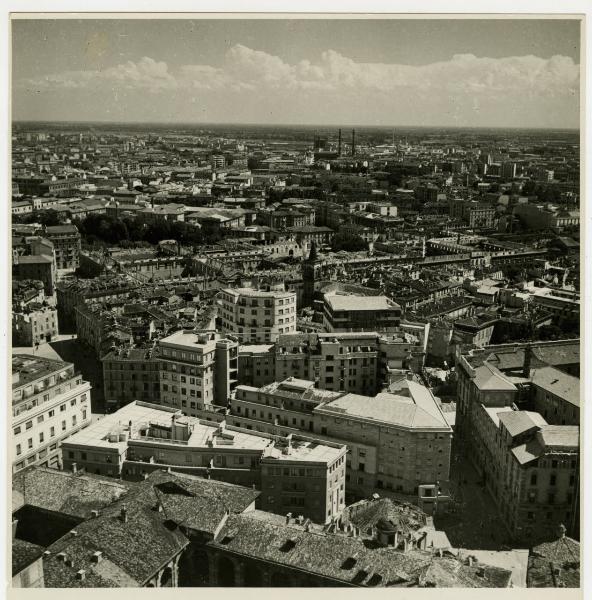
[72,416,77,426]
[530,473,537,486]
[70,399,76,407]
[16,444,21,455]
[13,426,21,435]
[28,438,33,449]
[39,433,44,443]
[50,427,55,437]
[48,410,54,417]
[25,421,33,430]
[37,415,44,423]
[60,404,66,412]
[550,474,557,486]
[62,420,66,431]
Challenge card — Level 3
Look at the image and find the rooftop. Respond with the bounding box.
[325,294,401,313]
[12,354,72,390]
[317,381,450,430]
[531,366,580,407]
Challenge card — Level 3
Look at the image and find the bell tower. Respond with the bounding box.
[302,241,320,308]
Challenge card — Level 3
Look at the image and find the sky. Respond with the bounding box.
[11,18,581,128]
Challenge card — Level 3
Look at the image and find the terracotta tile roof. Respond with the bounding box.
[210,513,433,586]
[12,467,134,519]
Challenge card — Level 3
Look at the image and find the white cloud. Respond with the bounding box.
[14,45,579,127]
[16,45,580,98]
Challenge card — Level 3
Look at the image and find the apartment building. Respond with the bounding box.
[102,346,161,410]
[229,376,453,501]
[60,401,347,524]
[11,355,92,473]
[44,224,81,271]
[218,286,297,343]
[12,304,59,346]
[158,330,239,415]
[15,255,56,297]
[531,366,580,426]
[455,344,580,542]
[321,292,402,333]
[274,328,427,396]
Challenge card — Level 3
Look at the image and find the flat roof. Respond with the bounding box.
[12,354,71,389]
[325,294,400,312]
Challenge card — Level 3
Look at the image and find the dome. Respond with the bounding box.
[376,518,397,534]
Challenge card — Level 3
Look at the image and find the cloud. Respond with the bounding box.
[15,45,580,98]
[13,45,579,127]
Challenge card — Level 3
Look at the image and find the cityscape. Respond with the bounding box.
[10,17,582,590]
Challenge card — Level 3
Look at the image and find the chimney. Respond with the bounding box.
[557,523,567,539]
[90,510,99,519]
[523,344,532,378]
[56,553,67,562]
[286,512,292,524]
[406,371,413,381]
[71,530,78,537]
[76,570,86,581]
[120,506,128,523]
[12,519,18,540]
[298,515,305,525]
[71,462,78,474]
[91,551,103,564]
[65,558,74,568]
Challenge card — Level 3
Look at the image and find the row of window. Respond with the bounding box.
[14,394,87,436]
[15,412,87,455]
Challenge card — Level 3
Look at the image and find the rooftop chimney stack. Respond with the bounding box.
[120,506,128,523]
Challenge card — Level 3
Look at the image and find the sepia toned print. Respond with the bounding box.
[9,15,581,590]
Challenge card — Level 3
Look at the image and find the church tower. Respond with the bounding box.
[302,241,321,308]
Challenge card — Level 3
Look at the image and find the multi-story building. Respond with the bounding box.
[218,285,297,343]
[455,343,580,542]
[273,328,427,395]
[157,330,239,414]
[60,401,347,524]
[237,343,275,387]
[44,224,81,271]
[12,304,59,346]
[15,255,56,296]
[321,292,402,333]
[101,346,162,410]
[531,366,580,426]
[11,355,92,473]
[229,376,453,501]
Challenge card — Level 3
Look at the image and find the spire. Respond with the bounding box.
[307,240,318,263]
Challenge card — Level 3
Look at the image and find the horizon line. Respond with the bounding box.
[11,119,581,132]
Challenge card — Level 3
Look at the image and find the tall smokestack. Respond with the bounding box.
[338,128,342,156]
[352,129,356,156]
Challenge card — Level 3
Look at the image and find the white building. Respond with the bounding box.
[12,355,92,473]
[218,285,297,343]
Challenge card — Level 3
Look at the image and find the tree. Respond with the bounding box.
[331,233,368,252]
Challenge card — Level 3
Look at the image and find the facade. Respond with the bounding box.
[102,346,162,410]
[455,345,580,543]
[44,224,81,270]
[218,286,297,343]
[12,304,59,346]
[157,330,239,414]
[322,292,402,333]
[274,328,427,396]
[15,255,56,296]
[11,355,92,473]
[60,401,347,524]
[229,376,453,500]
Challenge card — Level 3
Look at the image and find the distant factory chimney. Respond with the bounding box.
[351,129,356,156]
[338,128,342,156]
